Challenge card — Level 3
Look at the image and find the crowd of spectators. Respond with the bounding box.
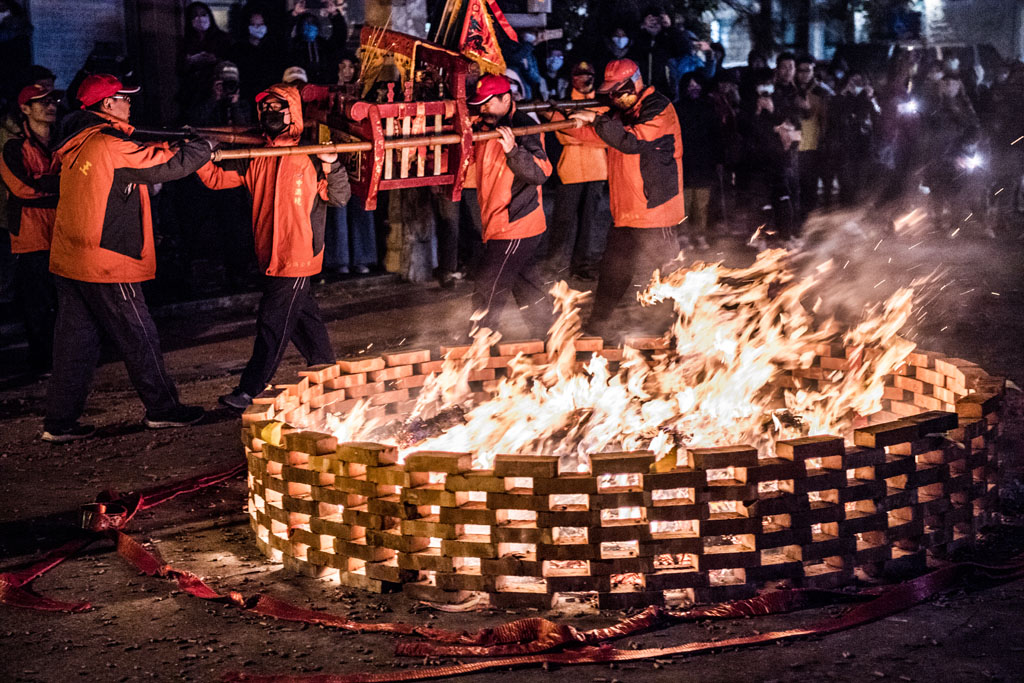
[2,0,1023,377]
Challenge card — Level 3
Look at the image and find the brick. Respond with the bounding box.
[690,445,758,469]
[596,347,624,361]
[370,365,414,381]
[624,336,669,350]
[401,485,465,507]
[337,357,386,373]
[794,469,846,494]
[416,360,446,375]
[337,442,398,466]
[644,468,706,490]
[591,491,646,509]
[913,393,945,412]
[537,542,600,561]
[401,516,458,540]
[598,591,664,610]
[590,451,656,475]
[324,373,367,390]
[497,340,545,356]
[404,451,472,473]
[402,581,472,604]
[384,348,432,367]
[344,381,386,398]
[574,336,604,352]
[647,503,706,521]
[398,548,454,573]
[854,420,920,448]
[482,555,544,577]
[955,394,1001,419]
[442,535,498,558]
[775,436,844,461]
[748,458,804,482]
[367,465,429,488]
[537,509,599,527]
[894,375,925,394]
[298,363,341,384]
[493,454,559,479]
[534,474,598,495]
[367,495,418,519]
[914,366,945,387]
[445,471,506,493]
[843,446,886,468]
[284,431,338,456]
[366,529,431,553]
[487,491,548,510]
[242,403,274,425]
[369,388,409,406]
[436,571,494,592]
[364,561,418,584]
[493,523,550,544]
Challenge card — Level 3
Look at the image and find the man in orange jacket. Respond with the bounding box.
[197,84,350,410]
[469,74,552,338]
[569,59,686,337]
[0,84,60,375]
[546,60,609,281]
[44,74,213,442]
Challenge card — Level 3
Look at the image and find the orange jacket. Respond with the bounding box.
[50,111,212,282]
[553,89,608,184]
[475,105,551,242]
[0,123,59,253]
[568,87,685,228]
[197,84,350,277]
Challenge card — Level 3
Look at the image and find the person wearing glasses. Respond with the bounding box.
[197,84,349,411]
[43,74,214,442]
[569,59,686,338]
[0,84,60,376]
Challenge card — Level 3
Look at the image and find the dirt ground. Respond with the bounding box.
[1,230,1023,683]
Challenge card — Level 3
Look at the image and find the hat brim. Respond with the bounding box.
[118,85,141,94]
[596,78,628,94]
[467,90,508,107]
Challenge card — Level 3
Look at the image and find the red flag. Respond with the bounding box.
[485,0,517,42]
[459,0,506,74]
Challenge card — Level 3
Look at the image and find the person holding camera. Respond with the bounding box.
[185,61,252,127]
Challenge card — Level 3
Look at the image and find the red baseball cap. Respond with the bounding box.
[17,84,54,107]
[597,59,640,94]
[468,74,511,106]
[77,74,140,108]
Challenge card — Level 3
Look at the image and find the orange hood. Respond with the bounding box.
[256,83,304,147]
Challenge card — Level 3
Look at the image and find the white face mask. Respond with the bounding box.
[851,85,863,96]
[249,24,267,40]
[612,36,630,50]
[193,15,211,32]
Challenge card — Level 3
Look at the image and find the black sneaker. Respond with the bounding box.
[143,404,205,429]
[218,389,253,411]
[41,422,97,443]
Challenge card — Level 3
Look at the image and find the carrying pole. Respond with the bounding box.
[210,118,587,162]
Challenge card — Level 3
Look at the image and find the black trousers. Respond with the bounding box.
[589,225,678,326]
[46,276,180,431]
[13,250,56,371]
[546,180,607,274]
[471,234,551,338]
[238,275,334,396]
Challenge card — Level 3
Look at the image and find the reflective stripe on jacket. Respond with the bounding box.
[475,106,551,242]
[196,84,350,277]
[568,87,685,228]
[0,124,58,253]
[50,111,211,282]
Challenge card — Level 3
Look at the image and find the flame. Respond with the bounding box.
[326,249,916,469]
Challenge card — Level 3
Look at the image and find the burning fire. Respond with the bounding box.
[324,249,917,470]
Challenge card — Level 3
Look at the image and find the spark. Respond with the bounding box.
[843,260,850,269]
[994,188,1004,196]
[1013,136,1023,145]
[950,228,960,238]
[908,241,923,250]
[964,213,973,222]
[940,326,948,331]
[873,280,886,288]
[960,289,975,296]
[991,292,1000,296]
[887,257,892,264]
[873,239,883,251]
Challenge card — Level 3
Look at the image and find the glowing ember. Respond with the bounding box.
[324,250,917,469]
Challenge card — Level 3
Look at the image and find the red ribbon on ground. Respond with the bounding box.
[4,462,1024,683]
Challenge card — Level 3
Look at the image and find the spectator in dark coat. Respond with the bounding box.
[0,1,32,107]
[675,71,722,250]
[232,5,284,102]
[628,5,685,99]
[827,71,880,206]
[287,11,346,84]
[179,2,233,112]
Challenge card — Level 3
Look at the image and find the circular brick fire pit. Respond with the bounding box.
[241,338,1003,609]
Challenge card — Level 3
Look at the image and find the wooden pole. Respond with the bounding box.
[210,118,585,162]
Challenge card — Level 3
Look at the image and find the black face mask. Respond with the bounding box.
[261,110,288,137]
